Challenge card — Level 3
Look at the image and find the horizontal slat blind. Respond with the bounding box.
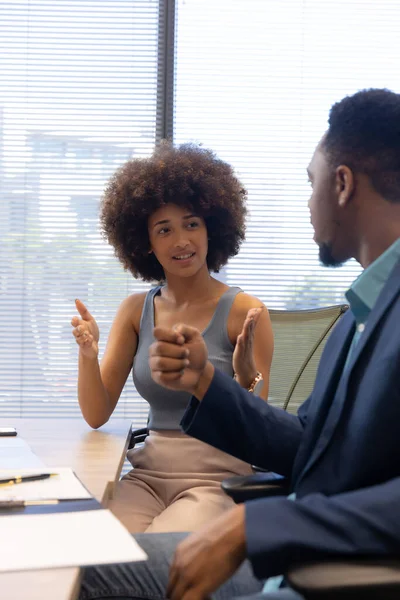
[174,0,400,307]
[3,0,400,420]
[0,0,160,420]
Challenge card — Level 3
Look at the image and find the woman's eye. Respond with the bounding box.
[158,227,169,234]
[187,221,199,229]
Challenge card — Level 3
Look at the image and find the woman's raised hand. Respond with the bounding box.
[71,299,100,359]
[232,307,262,389]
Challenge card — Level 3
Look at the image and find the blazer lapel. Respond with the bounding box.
[295,259,400,486]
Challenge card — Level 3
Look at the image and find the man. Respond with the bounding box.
[80,88,400,600]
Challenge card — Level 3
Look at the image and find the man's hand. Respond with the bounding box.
[167,504,247,600]
[149,324,214,398]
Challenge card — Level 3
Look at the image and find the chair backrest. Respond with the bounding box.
[267,304,348,414]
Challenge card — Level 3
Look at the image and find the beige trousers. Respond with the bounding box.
[109,430,252,533]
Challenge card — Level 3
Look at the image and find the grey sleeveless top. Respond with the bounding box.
[132,285,242,430]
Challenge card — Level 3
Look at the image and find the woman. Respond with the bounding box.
[71,142,273,533]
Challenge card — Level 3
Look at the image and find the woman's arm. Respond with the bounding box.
[72,294,145,428]
[228,294,274,401]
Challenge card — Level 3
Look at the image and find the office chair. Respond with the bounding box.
[222,304,348,503]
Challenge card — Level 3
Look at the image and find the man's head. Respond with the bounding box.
[308,88,400,268]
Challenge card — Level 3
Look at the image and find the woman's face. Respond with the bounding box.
[147,203,208,278]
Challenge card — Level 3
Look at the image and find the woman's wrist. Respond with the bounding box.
[234,370,262,392]
[79,350,99,363]
[234,370,257,389]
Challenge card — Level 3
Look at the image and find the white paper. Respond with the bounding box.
[0,509,147,572]
[0,437,45,469]
[0,468,91,501]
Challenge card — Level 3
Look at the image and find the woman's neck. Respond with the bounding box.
[162,268,226,306]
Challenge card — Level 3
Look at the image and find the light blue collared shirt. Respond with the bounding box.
[263,237,400,595]
[344,236,400,369]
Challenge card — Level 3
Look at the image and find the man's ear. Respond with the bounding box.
[335,165,354,207]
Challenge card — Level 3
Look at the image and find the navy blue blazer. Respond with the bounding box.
[181,259,400,580]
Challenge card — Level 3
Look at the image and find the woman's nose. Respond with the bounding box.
[174,235,190,249]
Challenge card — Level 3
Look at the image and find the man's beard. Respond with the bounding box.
[319,243,345,268]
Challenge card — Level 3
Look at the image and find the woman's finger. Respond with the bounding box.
[72,325,87,339]
[236,335,244,348]
[75,299,94,322]
[251,307,263,326]
[241,317,253,340]
[75,332,91,345]
[248,319,256,338]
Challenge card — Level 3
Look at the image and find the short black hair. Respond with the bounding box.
[323,88,400,202]
[100,141,247,282]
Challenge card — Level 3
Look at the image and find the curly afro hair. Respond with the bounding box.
[100,141,247,282]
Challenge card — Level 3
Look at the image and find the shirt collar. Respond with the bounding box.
[345,237,400,324]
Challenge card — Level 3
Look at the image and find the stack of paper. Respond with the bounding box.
[0,509,147,572]
[0,468,91,501]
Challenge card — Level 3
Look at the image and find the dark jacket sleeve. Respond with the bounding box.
[181,368,308,476]
[246,477,400,580]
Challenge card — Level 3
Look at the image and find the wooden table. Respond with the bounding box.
[0,418,133,600]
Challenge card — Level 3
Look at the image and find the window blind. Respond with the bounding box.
[0,0,161,420]
[3,0,400,420]
[174,0,400,308]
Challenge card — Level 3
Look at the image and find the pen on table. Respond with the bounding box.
[0,473,59,487]
[0,499,60,509]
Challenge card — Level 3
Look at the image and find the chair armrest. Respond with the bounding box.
[128,427,148,449]
[221,472,290,503]
[287,559,400,599]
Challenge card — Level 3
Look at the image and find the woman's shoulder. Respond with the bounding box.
[114,291,150,333]
[231,290,267,317]
[118,290,149,310]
